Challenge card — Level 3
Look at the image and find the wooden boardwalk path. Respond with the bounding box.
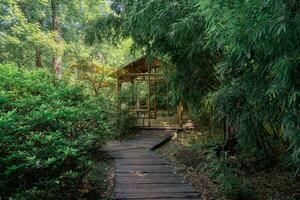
[103,129,201,200]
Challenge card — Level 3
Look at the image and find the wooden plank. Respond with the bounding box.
[117,161,169,165]
[117,158,168,162]
[120,141,161,147]
[115,172,180,177]
[116,168,174,173]
[102,129,201,200]
[116,165,174,172]
[108,151,162,156]
[115,187,196,193]
[103,146,145,153]
[115,192,200,199]
[116,183,192,189]
[109,155,163,159]
[108,149,151,154]
[109,153,162,157]
[115,157,166,161]
[116,178,185,184]
[126,137,166,142]
[150,134,173,150]
[122,198,201,200]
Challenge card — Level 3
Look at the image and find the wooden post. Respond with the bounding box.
[131,80,135,106]
[166,82,169,114]
[177,100,183,128]
[148,64,151,126]
[116,79,121,110]
[154,68,157,119]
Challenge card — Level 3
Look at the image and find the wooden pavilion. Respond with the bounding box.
[116,56,169,126]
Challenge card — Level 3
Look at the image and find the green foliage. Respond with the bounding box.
[201,148,256,200]
[200,0,300,170]
[113,109,137,139]
[221,175,255,200]
[188,93,219,130]
[84,161,114,200]
[86,0,219,108]
[0,0,127,70]
[0,64,116,199]
[186,136,256,200]
[87,0,300,173]
[68,59,116,96]
[96,39,137,67]
[215,160,256,200]
[0,0,61,67]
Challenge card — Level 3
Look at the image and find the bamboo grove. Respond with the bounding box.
[86,0,300,173]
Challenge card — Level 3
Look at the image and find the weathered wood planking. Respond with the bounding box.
[103,129,201,200]
[115,192,200,199]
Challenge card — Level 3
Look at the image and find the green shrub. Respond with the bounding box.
[201,150,256,200]
[84,161,114,200]
[0,64,115,199]
[221,175,255,200]
[113,109,137,139]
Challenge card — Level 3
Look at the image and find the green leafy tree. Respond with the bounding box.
[1,0,112,75]
[87,0,300,172]
[69,59,116,96]
[0,0,60,68]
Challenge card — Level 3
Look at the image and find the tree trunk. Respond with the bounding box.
[36,20,44,68]
[35,49,43,68]
[51,0,62,78]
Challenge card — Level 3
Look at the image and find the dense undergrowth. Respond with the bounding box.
[191,135,299,200]
[0,64,132,199]
[186,135,258,200]
[159,130,299,200]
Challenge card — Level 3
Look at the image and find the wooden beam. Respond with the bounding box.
[122,73,164,77]
[131,79,167,83]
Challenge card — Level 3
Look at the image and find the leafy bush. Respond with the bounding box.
[204,152,256,200]
[221,175,255,200]
[0,64,116,199]
[83,161,114,200]
[113,109,137,139]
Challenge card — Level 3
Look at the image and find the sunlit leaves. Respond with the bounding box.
[68,59,116,96]
[0,1,62,66]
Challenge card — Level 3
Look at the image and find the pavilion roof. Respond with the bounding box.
[117,56,163,82]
